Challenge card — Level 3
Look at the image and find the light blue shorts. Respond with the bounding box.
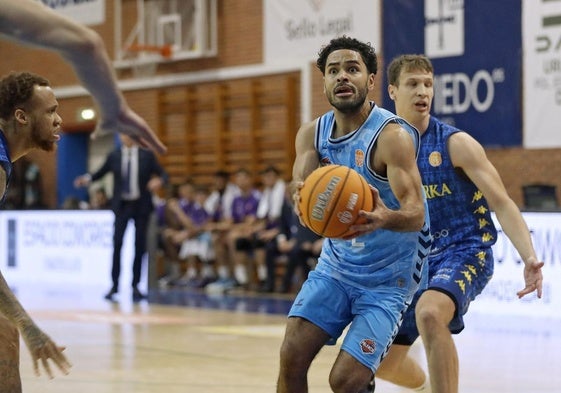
[288,270,413,372]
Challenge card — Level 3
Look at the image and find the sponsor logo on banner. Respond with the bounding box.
[264,0,379,63]
[383,0,522,147]
[40,0,105,25]
[433,68,505,116]
[523,0,561,147]
[425,0,465,58]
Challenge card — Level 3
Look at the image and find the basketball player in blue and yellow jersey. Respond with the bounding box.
[375,55,544,393]
[276,36,431,393]
[0,72,71,391]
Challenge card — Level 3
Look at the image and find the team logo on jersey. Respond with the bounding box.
[423,183,452,199]
[355,149,365,167]
[360,338,376,354]
[428,151,442,167]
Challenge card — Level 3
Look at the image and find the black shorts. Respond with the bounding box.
[235,235,266,251]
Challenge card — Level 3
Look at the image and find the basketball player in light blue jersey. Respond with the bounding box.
[375,55,544,393]
[276,36,431,393]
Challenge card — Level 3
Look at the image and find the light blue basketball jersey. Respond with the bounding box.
[313,104,431,289]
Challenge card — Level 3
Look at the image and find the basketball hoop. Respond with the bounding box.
[126,44,173,59]
[126,44,173,78]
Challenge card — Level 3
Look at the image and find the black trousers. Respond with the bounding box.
[111,200,150,290]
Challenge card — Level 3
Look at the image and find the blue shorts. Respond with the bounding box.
[288,270,414,373]
[394,246,494,345]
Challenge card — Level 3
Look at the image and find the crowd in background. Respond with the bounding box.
[2,159,322,295]
[152,166,323,295]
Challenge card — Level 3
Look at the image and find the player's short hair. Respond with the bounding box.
[0,72,50,120]
[316,36,378,75]
[387,54,434,86]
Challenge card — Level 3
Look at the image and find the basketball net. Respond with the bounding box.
[126,44,173,78]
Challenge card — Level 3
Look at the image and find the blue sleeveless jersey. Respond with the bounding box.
[313,104,431,289]
[0,130,13,204]
[418,117,497,254]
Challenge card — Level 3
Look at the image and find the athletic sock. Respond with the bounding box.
[257,264,267,281]
[234,264,248,284]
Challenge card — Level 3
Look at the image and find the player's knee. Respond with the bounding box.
[328,368,347,392]
[279,333,304,358]
[279,330,315,371]
[278,340,306,379]
[329,368,369,393]
[329,351,372,393]
[415,291,455,332]
[415,303,449,334]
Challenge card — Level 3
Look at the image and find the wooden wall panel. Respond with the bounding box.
[157,73,300,188]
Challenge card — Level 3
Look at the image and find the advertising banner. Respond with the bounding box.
[40,0,105,26]
[472,212,561,319]
[0,210,558,318]
[264,0,380,63]
[0,210,140,291]
[382,0,522,147]
[522,0,561,148]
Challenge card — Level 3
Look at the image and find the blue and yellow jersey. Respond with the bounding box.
[312,103,431,289]
[418,116,497,254]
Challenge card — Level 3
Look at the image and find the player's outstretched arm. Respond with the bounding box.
[0,0,166,154]
[0,272,71,378]
[448,132,544,298]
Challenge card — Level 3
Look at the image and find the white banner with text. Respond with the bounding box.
[0,210,558,318]
[264,0,380,63]
[0,210,140,291]
[40,0,105,26]
[522,0,561,148]
[471,212,561,318]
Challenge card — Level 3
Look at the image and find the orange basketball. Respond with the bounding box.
[298,165,374,238]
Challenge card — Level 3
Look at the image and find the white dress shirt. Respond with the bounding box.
[121,146,140,200]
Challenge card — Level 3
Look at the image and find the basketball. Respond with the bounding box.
[298,165,374,238]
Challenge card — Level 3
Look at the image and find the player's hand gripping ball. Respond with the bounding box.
[298,165,374,238]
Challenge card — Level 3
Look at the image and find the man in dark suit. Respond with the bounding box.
[74,135,167,302]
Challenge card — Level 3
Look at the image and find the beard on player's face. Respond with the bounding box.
[30,121,56,152]
[327,85,369,114]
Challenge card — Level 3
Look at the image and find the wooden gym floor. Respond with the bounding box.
[13,283,561,393]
